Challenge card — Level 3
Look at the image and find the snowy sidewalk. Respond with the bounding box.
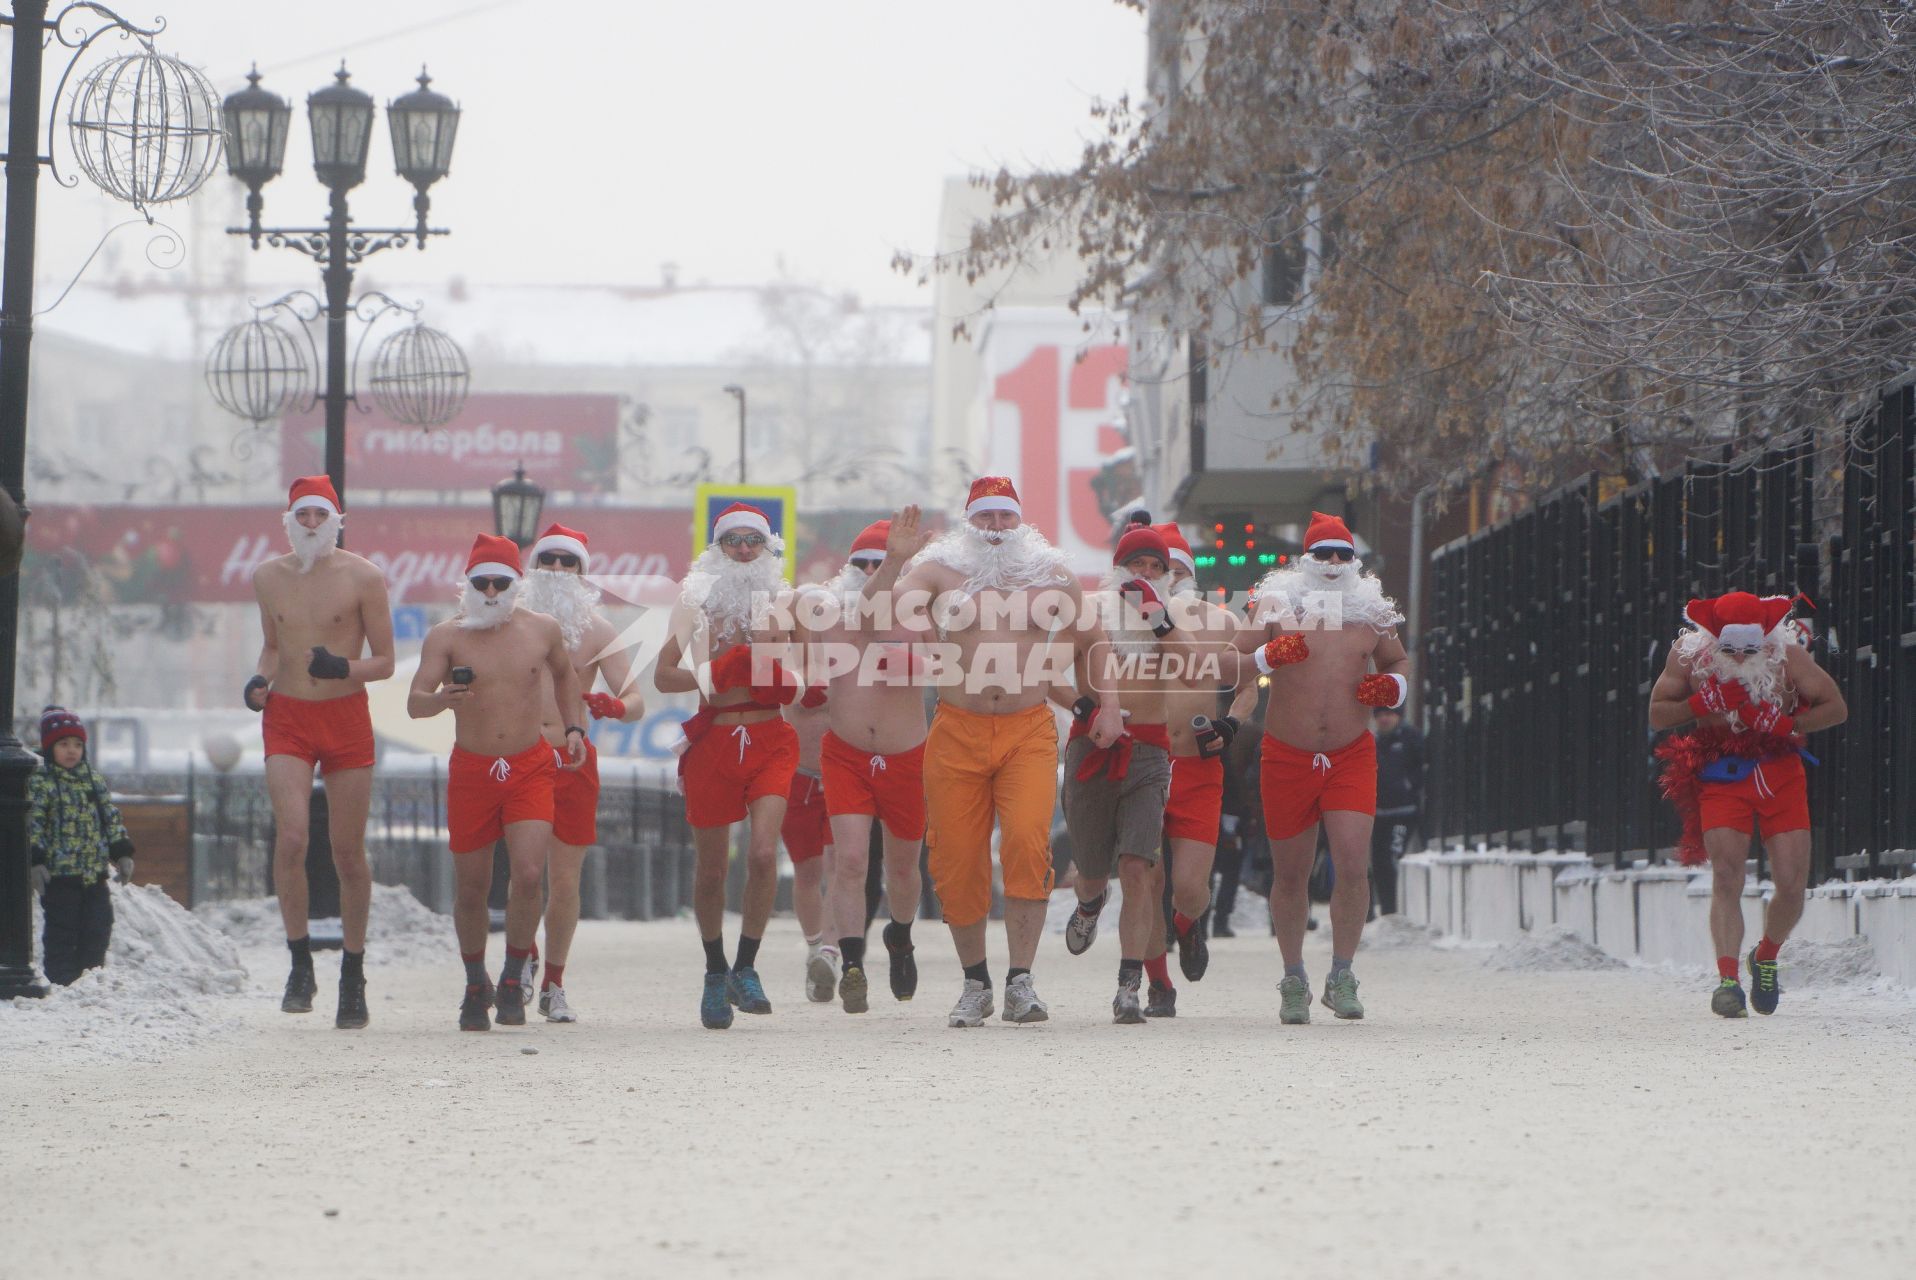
[7,908,1914,1279]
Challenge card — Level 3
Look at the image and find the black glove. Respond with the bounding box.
[308,647,351,680]
[1214,715,1240,748]
[243,674,269,712]
[1072,695,1097,725]
[109,838,135,861]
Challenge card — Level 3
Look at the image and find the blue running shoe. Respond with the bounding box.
[701,973,733,1029]
[727,966,772,1015]
[1747,949,1782,1016]
[1711,979,1748,1019]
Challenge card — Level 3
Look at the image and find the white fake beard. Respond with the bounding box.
[454,577,522,630]
[1169,574,1198,599]
[680,542,785,641]
[826,562,872,595]
[518,568,601,650]
[912,523,1071,595]
[1674,627,1793,709]
[1252,557,1404,631]
[282,510,342,573]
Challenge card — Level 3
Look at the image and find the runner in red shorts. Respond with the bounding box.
[1651,590,1845,1017]
[1233,512,1410,1024]
[781,685,839,1003]
[407,533,585,1031]
[247,476,394,1029]
[655,503,801,1028]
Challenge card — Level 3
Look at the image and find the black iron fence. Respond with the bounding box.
[1422,385,1916,882]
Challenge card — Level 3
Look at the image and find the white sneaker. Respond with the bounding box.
[542,984,576,1023]
[947,978,994,1028]
[522,954,539,1008]
[1002,972,1049,1024]
[805,944,840,1003]
[1064,900,1102,955]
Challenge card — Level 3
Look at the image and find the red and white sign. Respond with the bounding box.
[280,393,621,493]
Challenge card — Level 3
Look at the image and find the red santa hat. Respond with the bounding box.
[465,532,523,581]
[965,476,1021,519]
[529,522,589,571]
[287,475,341,516]
[850,520,890,559]
[712,502,772,540]
[1154,522,1195,574]
[1113,517,1170,570]
[1685,591,1793,650]
[1304,510,1353,551]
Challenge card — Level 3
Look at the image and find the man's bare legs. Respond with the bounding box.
[1705,828,1753,961]
[692,824,731,943]
[1268,828,1318,969]
[265,755,317,941]
[322,766,374,954]
[1320,810,1375,962]
[544,839,588,973]
[949,918,987,967]
[1167,837,1215,924]
[828,813,875,941]
[1005,898,1045,970]
[1117,854,1154,960]
[741,793,786,940]
[792,847,832,942]
[450,846,492,961]
[1762,829,1811,944]
[880,831,922,925]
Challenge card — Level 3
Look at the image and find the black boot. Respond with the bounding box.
[335,977,369,1030]
[281,965,318,1013]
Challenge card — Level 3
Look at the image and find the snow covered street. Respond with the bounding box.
[8,903,1915,1279]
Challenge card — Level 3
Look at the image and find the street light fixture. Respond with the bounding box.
[491,464,545,548]
[723,383,747,483]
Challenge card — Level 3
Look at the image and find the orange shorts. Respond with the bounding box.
[781,770,831,864]
[678,716,799,829]
[923,702,1056,927]
[553,738,599,847]
[447,740,557,855]
[1164,754,1224,844]
[1698,754,1810,837]
[1260,731,1376,841]
[821,731,927,841]
[262,690,374,774]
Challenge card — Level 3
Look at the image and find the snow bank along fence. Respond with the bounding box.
[1398,849,1916,988]
[1419,384,1916,884]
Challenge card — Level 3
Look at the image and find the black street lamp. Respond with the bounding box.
[491,464,545,548]
[223,63,460,519]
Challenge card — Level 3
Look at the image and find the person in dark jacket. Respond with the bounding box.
[28,707,135,985]
[1369,705,1426,916]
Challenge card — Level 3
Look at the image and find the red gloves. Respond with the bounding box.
[1743,700,1795,737]
[800,684,829,709]
[1687,676,1748,720]
[709,645,755,693]
[753,660,800,706]
[1356,673,1405,708]
[1253,634,1310,675]
[585,692,625,720]
[1119,578,1175,638]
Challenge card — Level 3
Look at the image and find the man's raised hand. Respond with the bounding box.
[886,505,933,560]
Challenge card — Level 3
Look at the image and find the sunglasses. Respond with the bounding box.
[536,551,580,568]
[850,555,884,571]
[718,532,766,549]
[1718,644,1763,657]
[469,576,515,594]
[1309,547,1355,563]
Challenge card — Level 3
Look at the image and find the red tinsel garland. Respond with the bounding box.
[1655,725,1803,865]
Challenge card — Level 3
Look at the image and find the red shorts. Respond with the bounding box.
[1698,754,1810,837]
[678,716,799,829]
[262,690,374,774]
[447,741,557,855]
[1164,754,1224,844]
[553,738,599,847]
[781,771,831,864]
[1260,731,1377,841]
[820,731,927,841]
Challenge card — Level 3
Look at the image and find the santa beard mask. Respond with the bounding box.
[1168,574,1198,599]
[914,522,1071,595]
[1252,556,1404,631]
[455,577,522,630]
[827,562,871,595]
[1675,627,1791,709]
[518,568,601,650]
[680,541,786,641]
[282,510,342,573]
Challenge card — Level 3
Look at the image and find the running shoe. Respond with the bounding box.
[458,982,491,1032]
[1112,974,1145,1024]
[883,921,917,1001]
[1747,949,1782,1016]
[522,954,539,1007]
[701,972,733,1029]
[1144,981,1178,1018]
[1002,972,1050,1024]
[1712,978,1749,1019]
[334,977,369,1030]
[1176,920,1210,982]
[840,964,870,1014]
[1321,970,1364,1020]
[947,978,994,1028]
[1065,899,1103,955]
[494,978,527,1026]
[727,966,772,1015]
[805,943,839,1003]
[542,984,577,1023]
[1278,974,1312,1025]
[281,965,317,1014]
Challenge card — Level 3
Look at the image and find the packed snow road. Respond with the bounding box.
[7,910,1913,1279]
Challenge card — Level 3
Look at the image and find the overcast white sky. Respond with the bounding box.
[24,0,1145,307]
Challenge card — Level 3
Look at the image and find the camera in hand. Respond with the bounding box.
[450,666,473,686]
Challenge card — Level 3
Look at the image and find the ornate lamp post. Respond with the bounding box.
[723,383,747,483]
[491,465,546,548]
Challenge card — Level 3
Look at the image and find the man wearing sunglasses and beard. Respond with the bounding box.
[408,534,587,1032]
[1233,511,1410,1024]
[507,522,646,1024]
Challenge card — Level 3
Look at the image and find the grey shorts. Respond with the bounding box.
[1062,736,1171,879]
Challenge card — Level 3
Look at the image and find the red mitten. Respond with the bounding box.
[1686,676,1748,720]
[1356,673,1406,708]
[1119,577,1174,638]
[585,692,626,720]
[1254,633,1311,674]
[709,645,755,692]
[799,684,828,709]
[1743,700,1795,737]
[754,659,800,706]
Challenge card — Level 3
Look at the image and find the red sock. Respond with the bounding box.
[506,944,532,960]
[1144,954,1172,988]
[1753,937,1781,963]
[1173,911,1197,938]
[461,951,484,965]
[529,940,539,962]
[1717,956,1739,980]
[544,962,564,991]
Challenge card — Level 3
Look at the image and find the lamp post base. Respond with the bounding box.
[0,734,46,1000]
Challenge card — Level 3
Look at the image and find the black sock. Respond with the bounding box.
[463,955,487,986]
[288,936,313,969]
[1119,958,1143,983]
[501,951,527,985]
[340,949,364,983]
[883,919,913,950]
[839,937,867,969]
[963,960,991,988]
[734,935,761,971]
[1076,893,1105,916]
[1007,966,1030,982]
[703,937,728,975]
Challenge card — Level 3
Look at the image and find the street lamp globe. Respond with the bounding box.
[387,68,460,191]
[367,322,470,428]
[205,317,312,424]
[492,465,546,548]
[221,66,290,190]
[307,64,375,191]
[67,49,225,210]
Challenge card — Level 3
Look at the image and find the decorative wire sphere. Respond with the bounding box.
[206,318,311,423]
[368,324,470,427]
[67,50,225,209]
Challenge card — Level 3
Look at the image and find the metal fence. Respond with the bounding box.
[1421,385,1916,882]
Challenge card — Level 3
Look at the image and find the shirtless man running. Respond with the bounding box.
[1233,511,1410,1023]
[407,533,585,1031]
[246,476,394,1029]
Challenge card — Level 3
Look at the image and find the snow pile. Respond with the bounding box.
[1781,936,1881,988]
[195,882,455,965]
[1361,914,1440,951]
[1484,925,1626,972]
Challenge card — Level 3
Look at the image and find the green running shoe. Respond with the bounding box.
[701,972,734,1028]
[1321,970,1364,1020]
[1747,950,1781,1015]
[1278,974,1312,1025]
[727,966,772,1015]
[1711,978,1748,1019]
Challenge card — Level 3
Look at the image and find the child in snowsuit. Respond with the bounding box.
[29,707,135,985]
